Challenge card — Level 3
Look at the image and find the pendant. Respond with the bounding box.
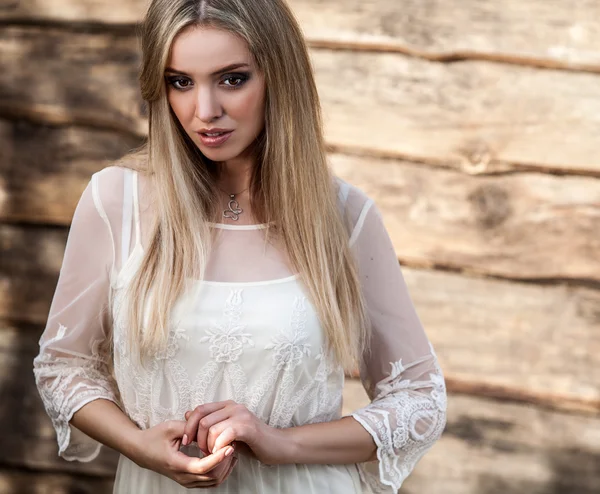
[223,194,243,221]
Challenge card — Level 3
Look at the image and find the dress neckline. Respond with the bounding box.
[112,240,300,288]
[208,222,270,230]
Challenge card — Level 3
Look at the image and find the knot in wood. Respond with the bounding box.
[460,141,492,175]
[468,184,512,229]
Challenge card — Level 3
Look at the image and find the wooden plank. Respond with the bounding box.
[0,321,119,476]
[313,48,600,176]
[2,26,600,175]
[289,0,600,71]
[0,118,143,224]
[0,225,69,324]
[343,380,600,494]
[0,0,147,25]
[0,27,146,136]
[401,267,600,407]
[330,152,600,282]
[3,0,600,72]
[0,469,114,494]
[3,221,599,410]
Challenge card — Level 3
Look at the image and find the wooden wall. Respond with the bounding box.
[1,1,599,493]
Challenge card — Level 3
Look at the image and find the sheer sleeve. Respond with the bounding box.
[32,170,123,462]
[344,188,447,492]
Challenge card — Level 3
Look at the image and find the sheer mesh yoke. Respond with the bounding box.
[33,165,446,493]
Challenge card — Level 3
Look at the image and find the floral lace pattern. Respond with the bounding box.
[351,343,447,492]
[33,323,120,461]
[266,296,312,370]
[110,286,343,435]
[200,289,254,363]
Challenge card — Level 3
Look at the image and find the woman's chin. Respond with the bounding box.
[198,146,238,161]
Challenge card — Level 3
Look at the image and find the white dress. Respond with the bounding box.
[33,166,447,493]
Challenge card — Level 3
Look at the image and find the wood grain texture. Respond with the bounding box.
[1,225,70,323]
[289,0,600,71]
[0,469,114,494]
[0,27,146,136]
[2,26,600,175]
[330,152,600,282]
[3,222,598,406]
[0,118,143,224]
[312,48,600,176]
[343,379,600,494]
[401,268,600,407]
[3,0,600,71]
[0,0,147,25]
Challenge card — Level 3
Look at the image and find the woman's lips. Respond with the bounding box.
[196,130,234,147]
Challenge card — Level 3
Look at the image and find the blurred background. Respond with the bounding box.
[1,0,599,493]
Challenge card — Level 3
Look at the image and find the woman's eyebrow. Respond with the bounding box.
[164,62,250,76]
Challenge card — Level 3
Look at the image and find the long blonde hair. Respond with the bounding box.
[119,0,369,372]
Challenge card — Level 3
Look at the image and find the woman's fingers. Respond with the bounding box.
[183,402,231,446]
[170,445,232,475]
[193,407,232,445]
[187,454,237,488]
[190,446,234,475]
[164,420,187,441]
[219,455,238,484]
[210,424,239,454]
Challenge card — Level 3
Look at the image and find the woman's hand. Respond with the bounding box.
[183,400,291,466]
[131,420,237,489]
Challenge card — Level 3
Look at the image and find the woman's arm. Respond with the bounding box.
[343,197,447,491]
[280,415,377,464]
[182,401,376,466]
[32,173,125,461]
[69,399,141,460]
[71,398,236,488]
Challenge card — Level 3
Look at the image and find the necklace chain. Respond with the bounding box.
[218,185,248,196]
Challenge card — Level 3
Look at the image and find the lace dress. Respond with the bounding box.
[33,166,447,493]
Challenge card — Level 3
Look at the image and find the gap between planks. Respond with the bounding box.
[346,372,600,418]
[325,143,600,179]
[308,38,600,75]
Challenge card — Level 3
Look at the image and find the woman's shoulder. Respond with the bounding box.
[332,175,375,223]
[90,165,129,217]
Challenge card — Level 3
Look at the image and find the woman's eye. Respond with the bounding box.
[222,73,249,88]
[167,77,191,90]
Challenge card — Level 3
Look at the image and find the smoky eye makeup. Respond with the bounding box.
[165,75,192,90]
[221,72,251,88]
[164,71,251,91]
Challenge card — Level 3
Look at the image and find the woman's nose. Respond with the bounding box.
[195,86,222,122]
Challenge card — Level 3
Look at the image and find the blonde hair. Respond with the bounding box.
[119,0,369,372]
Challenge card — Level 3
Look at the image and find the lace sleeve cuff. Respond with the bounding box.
[350,362,447,492]
[34,353,121,462]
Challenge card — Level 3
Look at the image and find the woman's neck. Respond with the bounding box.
[216,156,254,194]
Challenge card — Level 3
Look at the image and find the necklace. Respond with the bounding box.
[219,186,248,221]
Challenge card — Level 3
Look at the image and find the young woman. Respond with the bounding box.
[33,0,447,492]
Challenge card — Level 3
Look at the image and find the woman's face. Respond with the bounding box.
[165,26,266,162]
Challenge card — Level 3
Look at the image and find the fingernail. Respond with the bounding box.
[182,434,188,446]
[225,447,234,457]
